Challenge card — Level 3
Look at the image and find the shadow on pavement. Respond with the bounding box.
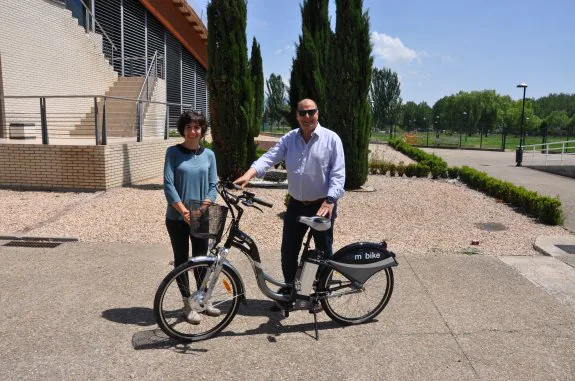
[131,329,209,353]
[223,298,367,340]
[101,306,156,326]
[125,183,163,191]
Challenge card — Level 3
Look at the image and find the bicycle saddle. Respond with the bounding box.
[297,216,331,231]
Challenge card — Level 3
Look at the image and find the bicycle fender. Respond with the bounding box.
[188,256,247,301]
[323,242,398,285]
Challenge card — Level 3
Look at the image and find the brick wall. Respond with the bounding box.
[0,140,178,191]
[0,0,118,137]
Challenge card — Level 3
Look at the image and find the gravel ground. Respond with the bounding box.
[1,144,571,256]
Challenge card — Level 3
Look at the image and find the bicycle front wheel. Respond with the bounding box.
[318,267,394,325]
[154,260,241,342]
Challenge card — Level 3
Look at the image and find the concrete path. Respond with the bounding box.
[424,148,575,233]
[1,241,574,380]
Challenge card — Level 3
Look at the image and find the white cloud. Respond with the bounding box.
[370,32,419,64]
[275,45,295,55]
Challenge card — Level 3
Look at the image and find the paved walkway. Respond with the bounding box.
[1,241,574,380]
[424,148,575,233]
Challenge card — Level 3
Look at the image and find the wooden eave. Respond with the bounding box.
[138,0,208,69]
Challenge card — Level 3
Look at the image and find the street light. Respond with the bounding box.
[460,111,467,148]
[424,117,428,146]
[516,82,528,166]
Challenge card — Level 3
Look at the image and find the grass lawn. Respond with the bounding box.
[371,131,575,151]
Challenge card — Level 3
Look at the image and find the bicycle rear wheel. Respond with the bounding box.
[154,260,241,342]
[318,267,394,325]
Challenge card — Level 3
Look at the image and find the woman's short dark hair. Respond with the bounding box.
[176,110,207,137]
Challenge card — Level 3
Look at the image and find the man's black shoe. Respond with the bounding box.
[270,287,292,311]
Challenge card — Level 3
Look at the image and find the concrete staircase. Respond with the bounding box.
[0,0,118,136]
[70,77,149,138]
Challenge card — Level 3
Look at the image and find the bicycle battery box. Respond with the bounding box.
[326,242,398,284]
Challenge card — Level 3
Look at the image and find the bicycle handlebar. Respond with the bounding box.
[220,181,274,209]
[252,196,273,208]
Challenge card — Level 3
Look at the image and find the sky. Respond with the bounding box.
[187,0,575,106]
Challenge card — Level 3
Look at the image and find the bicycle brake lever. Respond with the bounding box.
[241,199,264,213]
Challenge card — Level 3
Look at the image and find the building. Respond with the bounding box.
[0,0,209,190]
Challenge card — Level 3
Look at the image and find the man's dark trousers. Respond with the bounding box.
[280,197,337,284]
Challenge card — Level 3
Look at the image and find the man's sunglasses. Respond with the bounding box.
[297,109,318,117]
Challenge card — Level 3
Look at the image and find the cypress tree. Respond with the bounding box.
[207,0,252,179]
[287,0,331,129]
[248,37,264,165]
[327,0,373,189]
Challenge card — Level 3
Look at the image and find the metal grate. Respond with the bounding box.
[556,245,575,254]
[4,241,63,248]
[166,33,182,128]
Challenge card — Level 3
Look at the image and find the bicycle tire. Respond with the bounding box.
[318,267,394,325]
[154,259,241,342]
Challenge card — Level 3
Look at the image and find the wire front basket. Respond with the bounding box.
[184,200,229,245]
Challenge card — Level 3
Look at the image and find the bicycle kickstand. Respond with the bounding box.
[311,299,320,341]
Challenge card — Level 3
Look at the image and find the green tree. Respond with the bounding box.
[327,0,373,189]
[287,0,331,129]
[207,0,253,179]
[248,37,264,164]
[266,73,288,126]
[544,110,570,136]
[369,67,401,134]
[416,102,432,132]
[533,93,575,119]
[401,101,419,131]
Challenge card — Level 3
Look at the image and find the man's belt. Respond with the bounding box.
[291,197,325,206]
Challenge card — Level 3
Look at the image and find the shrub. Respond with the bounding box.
[404,164,418,177]
[458,166,564,225]
[396,162,406,177]
[415,164,430,178]
[389,138,448,178]
[447,166,460,179]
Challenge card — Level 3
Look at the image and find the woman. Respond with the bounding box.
[163,110,218,325]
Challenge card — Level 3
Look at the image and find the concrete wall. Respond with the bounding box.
[527,165,575,179]
[0,140,178,191]
[0,0,118,137]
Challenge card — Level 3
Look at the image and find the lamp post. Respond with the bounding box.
[460,112,467,148]
[424,117,428,146]
[516,83,528,166]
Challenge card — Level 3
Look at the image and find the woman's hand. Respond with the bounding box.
[182,210,191,225]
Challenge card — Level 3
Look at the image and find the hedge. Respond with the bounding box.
[373,140,564,225]
[388,138,448,178]
[457,166,563,225]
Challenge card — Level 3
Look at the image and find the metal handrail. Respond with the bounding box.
[1,94,197,145]
[1,95,191,108]
[136,51,159,141]
[521,140,575,166]
[137,51,158,101]
[77,0,117,53]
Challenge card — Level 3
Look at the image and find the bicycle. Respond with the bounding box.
[153,181,398,342]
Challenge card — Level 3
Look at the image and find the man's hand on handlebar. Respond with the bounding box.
[233,168,257,189]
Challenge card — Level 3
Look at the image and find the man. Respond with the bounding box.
[234,98,345,287]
